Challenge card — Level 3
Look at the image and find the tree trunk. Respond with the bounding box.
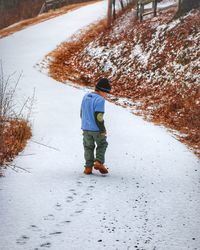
[176,0,200,17]
[119,0,124,10]
[113,0,116,20]
[107,0,112,27]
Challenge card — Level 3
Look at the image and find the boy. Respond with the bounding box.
[80,78,111,175]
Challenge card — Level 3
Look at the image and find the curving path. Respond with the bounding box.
[0,1,199,250]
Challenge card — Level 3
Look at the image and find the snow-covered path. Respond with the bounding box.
[0,1,200,250]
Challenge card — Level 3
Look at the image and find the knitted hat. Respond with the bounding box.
[95,78,111,93]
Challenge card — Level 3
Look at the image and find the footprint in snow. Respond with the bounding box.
[49,231,62,236]
[29,224,41,232]
[61,220,71,224]
[40,242,51,248]
[77,181,82,185]
[75,209,84,214]
[87,185,95,190]
[66,196,74,203]
[40,235,50,239]
[68,188,79,197]
[83,192,91,197]
[80,200,87,204]
[54,203,62,211]
[43,214,55,221]
[16,235,30,245]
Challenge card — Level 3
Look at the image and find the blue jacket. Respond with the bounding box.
[81,92,105,131]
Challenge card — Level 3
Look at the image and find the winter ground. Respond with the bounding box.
[145,0,177,10]
[0,1,200,250]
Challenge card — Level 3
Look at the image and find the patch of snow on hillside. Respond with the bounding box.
[1,2,200,250]
[130,44,150,66]
[145,0,177,9]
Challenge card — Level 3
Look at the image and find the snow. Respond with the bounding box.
[0,1,200,250]
[145,0,177,9]
[130,44,150,66]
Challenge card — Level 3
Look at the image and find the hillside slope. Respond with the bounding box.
[49,5,200,156]
[0,2,200,250]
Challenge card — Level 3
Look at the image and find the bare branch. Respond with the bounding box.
[8,164,31,173]
[31,139,60,152]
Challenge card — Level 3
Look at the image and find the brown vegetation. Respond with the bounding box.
[0,69,33,174]
[48,6,200,157]
[48,18,108,84]
[0,118,32,169]
[48,5,134,83]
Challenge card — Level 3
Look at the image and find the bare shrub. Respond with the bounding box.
[0,64,33,169]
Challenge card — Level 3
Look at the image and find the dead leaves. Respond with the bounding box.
[48,7,200,157]
[0,118,32,166]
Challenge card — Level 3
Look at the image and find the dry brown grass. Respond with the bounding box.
[48,5,135,83]
[0,118,32,167]
[48,18,108,84]
[48,7,200,158]
[0,0,99,39]
[0,67,33,174]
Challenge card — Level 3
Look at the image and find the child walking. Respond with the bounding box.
[80,78,111,175]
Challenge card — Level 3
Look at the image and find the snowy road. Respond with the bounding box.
[0,1,200,250]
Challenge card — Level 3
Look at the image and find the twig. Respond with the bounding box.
[18,96,30,118]
[8,164,31,173]
[26,88,36,122]
[8,165,18,173]
[18,153,36,157]
[31,139,60,151]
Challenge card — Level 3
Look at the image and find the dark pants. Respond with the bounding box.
[83,131,108,167]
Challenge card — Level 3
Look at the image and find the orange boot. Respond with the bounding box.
[84,167,93,175]
[94,161,108,174]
